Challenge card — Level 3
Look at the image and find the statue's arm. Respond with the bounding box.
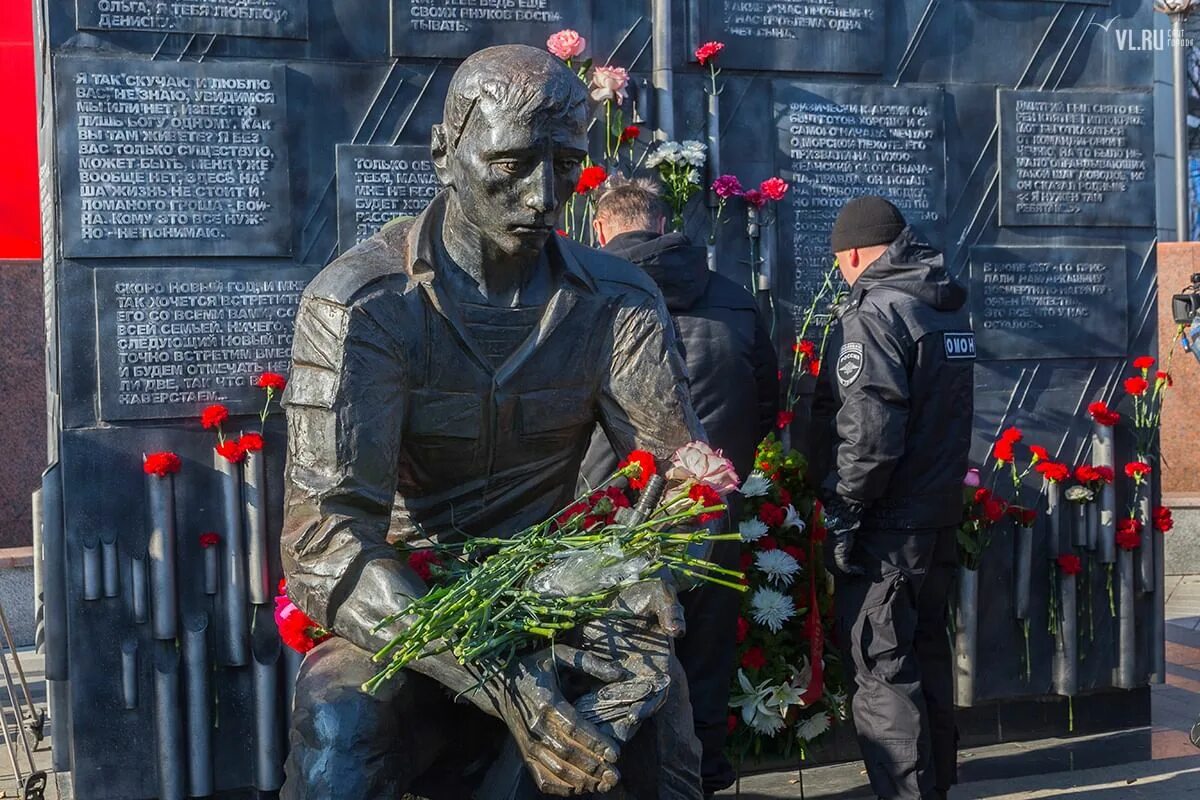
[280,294,502,708]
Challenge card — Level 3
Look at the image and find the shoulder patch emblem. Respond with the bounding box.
[837,342,865,387]
[944,332,976,360]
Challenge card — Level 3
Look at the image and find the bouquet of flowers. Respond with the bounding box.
[645,140,706,230]
[364,442,745,693]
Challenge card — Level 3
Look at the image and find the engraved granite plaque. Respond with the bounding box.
[775,82,945,333]
[969,246,1128,359]
[336,144,440,252]
[75,0,309,39]
[56,56,291,259]
[391,0,593,59]
[998,89,1153,227]
[694,0,885,74]
[94,267,316,421]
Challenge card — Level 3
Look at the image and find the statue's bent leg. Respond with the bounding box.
[282,636,450,800]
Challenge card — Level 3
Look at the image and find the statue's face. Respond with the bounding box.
[443,101,587,258]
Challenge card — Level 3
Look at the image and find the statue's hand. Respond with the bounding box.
[494,645,625,796]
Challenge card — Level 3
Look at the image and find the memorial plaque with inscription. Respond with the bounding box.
[336,144,440,252]
[774,82,945,332]
[969,246,1128,360]
[694,0,885,74]
[94,267,314,421]
[391,0,593,59]
[75,0,309,39]
[55,56,291,259]
[998,89,1154,228]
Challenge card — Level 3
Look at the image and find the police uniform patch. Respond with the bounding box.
[943,332,976,360]
[837,342,865,387]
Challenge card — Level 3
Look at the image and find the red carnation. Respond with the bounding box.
[793,339,817,357]
[1157,370,1173,386]
[1154,506,1174,533]
[759,177,788,201]
[727,714,738,735]
[740,646,766,670]
[1074,464,1100,484]
[695,40,725,65]
[1125,461,1152,481]
[688,483,724,523]
[618,125,639,143]
[1124,376,1149,397]
[1008,505,1037,527]
[806,358,821,377]
[992,438,1015,465]
[238,432,265,453]
[1088,401,1120,427]
[758,502,786,528]
[201,404,230,430]
[778,487,791,507]
[776,410,795,430]
[257,372,287,392]
[739,551,754,573]
[199,532,221,549]
[1093,466,1114,484]
[575,164,608,194]
[735,616,750,644]
[1001,427,1023,444]
[407,549,441,582]
[215,440,245,464]
[1029,445,1049,463]
[143,452,181,478]
[757,535,778,551]
[742,189,766,208]
[1133,355,1155,371]
[618,449,657,491]
[973,487,992,505]
[983,497,1007,523]
[782,544,806,563]
[274,594,331,654]
[1116,518,1143,550]
[1036,461,1071,483]
[1057,554,1082,576]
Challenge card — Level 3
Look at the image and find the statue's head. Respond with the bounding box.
[433,45,589,258]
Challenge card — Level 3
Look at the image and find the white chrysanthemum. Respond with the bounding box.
[782,504,806,532]
[795,712,831,743]
[750,587,796,632]
[739,518,769,542]
[754,549,800,587]
[683,168,701,185]
[740,471,773,497]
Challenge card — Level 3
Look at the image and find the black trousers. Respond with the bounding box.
[833,526,958,800]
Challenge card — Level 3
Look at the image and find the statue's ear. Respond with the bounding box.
[431,124,452,187]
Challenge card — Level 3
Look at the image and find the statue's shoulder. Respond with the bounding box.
[303,217,415,307]
[560,237,660,304]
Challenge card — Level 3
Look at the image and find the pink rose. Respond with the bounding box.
[546,29,587,60]
[963,468,981,488]
[590,66,629,106]
[666,441,740,495]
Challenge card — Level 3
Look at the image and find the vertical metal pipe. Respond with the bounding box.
[1014,525,1033,620]
[48,678,70,773]
[31,490,43,654]
[252,607,284,791]
[954,566,978,707]
[1092,423,1116,563]
[81,537,100,601]
[1046,481,1061,558]
[1087,501,1099,551]
[154,643,187,800]
[1174,11,1189,241]
[121,639,138,710]
[283,644,303,734]
[217,449,248,665]
[182,614,212,798]
[244,448,270,605]
[147,473,178,640]
[101,531,118,598]
[1073,502,1087,548]
[1116,547,1137,688]
[131,551,148,624]
[651,0,674,140]
[1153,500,1167,683]
[1054,573,1078,696]
[41,466,67,682]
[203,548,218,596]
[706,90,721,196]
[1137,494,1154,593]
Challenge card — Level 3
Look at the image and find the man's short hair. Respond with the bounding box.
[595,176,668,230]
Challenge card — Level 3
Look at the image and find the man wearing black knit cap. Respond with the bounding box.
[810,196,974,800]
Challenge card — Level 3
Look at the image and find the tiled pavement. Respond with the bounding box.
[0,581,1196,798]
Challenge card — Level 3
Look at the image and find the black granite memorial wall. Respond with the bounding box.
[35,0,1161,796]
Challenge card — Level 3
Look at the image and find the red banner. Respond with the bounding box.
[0,1,41,260]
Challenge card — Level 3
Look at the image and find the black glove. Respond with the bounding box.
[822,494,865,577]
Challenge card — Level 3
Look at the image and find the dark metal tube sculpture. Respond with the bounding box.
[252,607,283,791]
[216,449,248,665]
[1153,515,1166,684]
[1137,495,1153,593]
[147,470,178,640]
[49,678,70,773]
[154,644,186,800]
[1046,480,1062,558]
[41,467,67,683]
[1073,501,1087,548]
[130,550,148,624]
[954,566,978,707]
[244,448,270,606]
[1116,547,1137,689]
[82,536,101,601]
[283,643,303,733]
[182,614,212,798]
[101,531,119,598]
[31,490,43,654]
[1086,501,1099,551]
[1092,423,1116,563]
[1053,572,1077,696]
[1014,524,1033,620]
[121,639,138,710]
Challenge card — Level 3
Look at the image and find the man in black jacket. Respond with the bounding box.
[580,176,779,796]
[811,197,973,800]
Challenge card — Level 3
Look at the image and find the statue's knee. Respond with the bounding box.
[291,639,400,753]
